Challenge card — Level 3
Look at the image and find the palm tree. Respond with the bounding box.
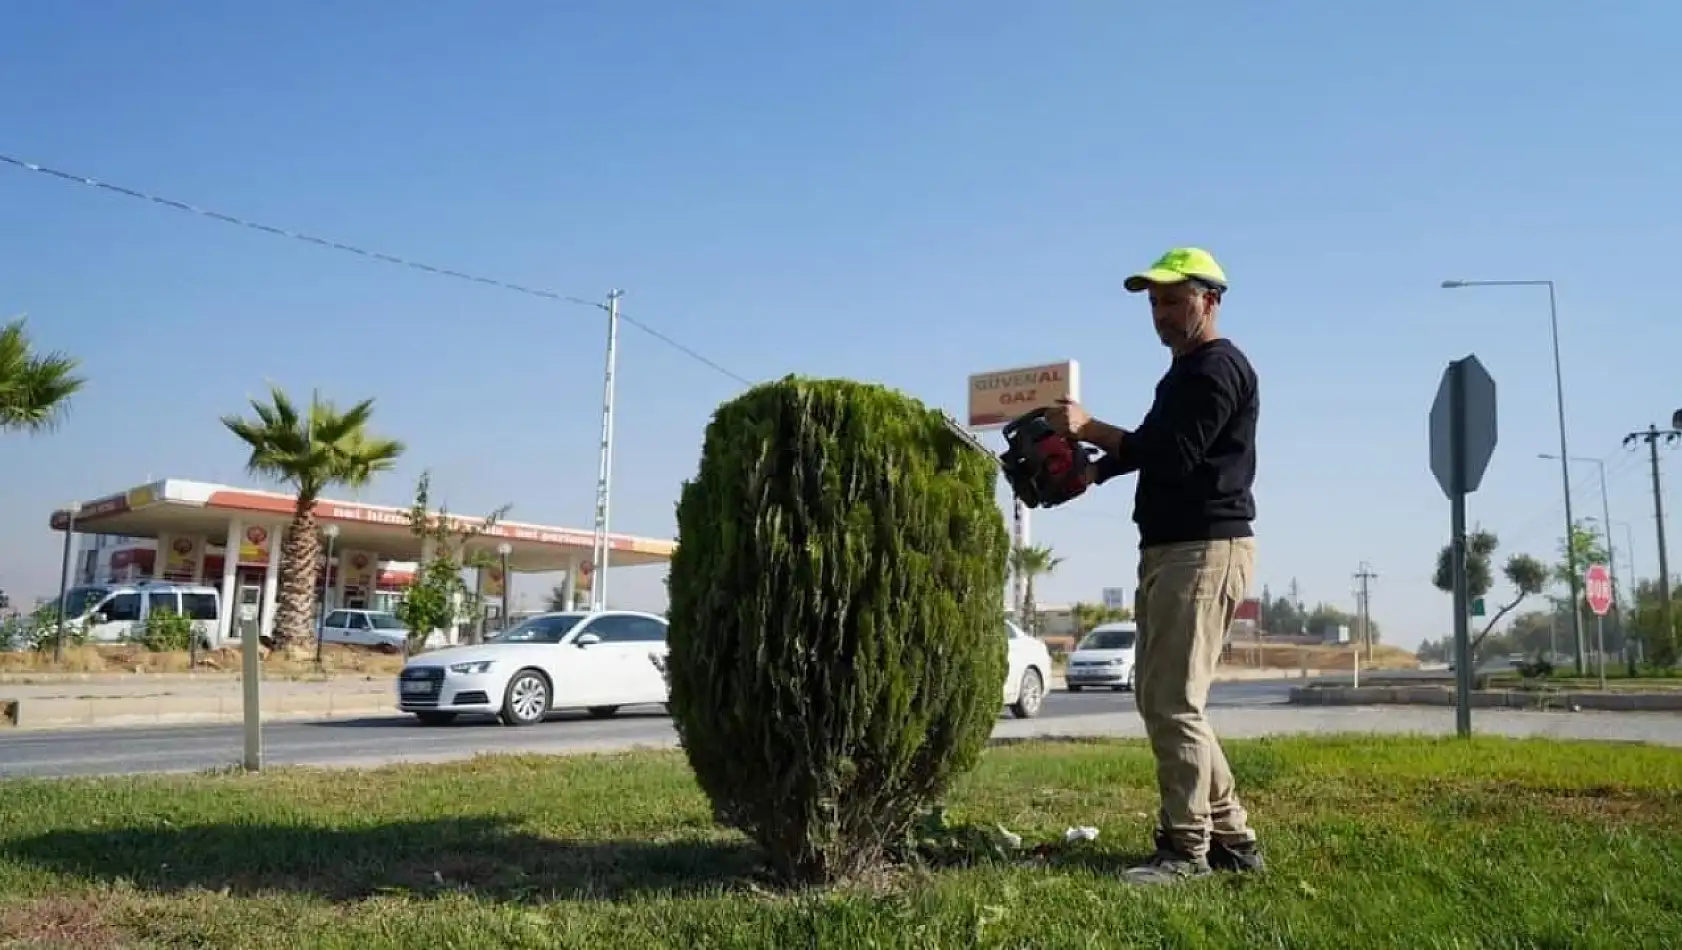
[222,386,405,648]
[1009,543,1063,635]
[0,316,85,433]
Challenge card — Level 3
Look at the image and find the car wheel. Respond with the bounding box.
[585,705,620,719]
[1010,668,1045,719]
[415,711,457,726]
[1126,666,1136,691]
[499,669,550,727]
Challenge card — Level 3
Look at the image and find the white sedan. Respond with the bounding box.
[397,609,669,726]
[1004,619,1053,718]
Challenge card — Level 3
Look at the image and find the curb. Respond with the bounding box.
[1289,685,1682,713]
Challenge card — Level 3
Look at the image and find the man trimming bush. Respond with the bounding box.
[1047,246,1264,885]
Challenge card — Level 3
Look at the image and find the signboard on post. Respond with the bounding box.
[1427,354,1498,739]
[1101,587,1126,611]
[966,361,1080,430]
[1586,562,1612,690]
[1584,563,1612,616]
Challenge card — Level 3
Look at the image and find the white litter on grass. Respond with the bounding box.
[1064,826,1099,842]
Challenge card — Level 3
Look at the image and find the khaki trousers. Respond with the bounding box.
[1134,537,1258,858]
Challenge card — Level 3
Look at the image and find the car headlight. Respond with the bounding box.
[1108,658,1127,666]
[448,660,494,675]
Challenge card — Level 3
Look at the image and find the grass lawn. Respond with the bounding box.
[1,737,1679,949]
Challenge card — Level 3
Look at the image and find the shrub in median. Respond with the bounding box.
[666,376,1010,886]
[135,609,194,653]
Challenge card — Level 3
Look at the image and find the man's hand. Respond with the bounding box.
[1046,398,1092,440]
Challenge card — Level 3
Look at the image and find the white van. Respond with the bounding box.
[61,581,225,649]
[1065,621,1138,692]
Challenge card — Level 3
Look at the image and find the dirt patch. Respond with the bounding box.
[0,895,130,949]
[0,644,404,680]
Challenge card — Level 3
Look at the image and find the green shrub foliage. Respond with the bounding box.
[666,376,1010,885]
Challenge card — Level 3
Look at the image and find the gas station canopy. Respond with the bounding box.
[48,478,676,572]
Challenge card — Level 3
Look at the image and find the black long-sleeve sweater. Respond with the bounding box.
[1092,338,1258,548]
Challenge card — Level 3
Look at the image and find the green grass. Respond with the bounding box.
[1,737,1680,949]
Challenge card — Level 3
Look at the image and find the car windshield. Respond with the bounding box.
[488,613,588,644]
[366,612,406,630]
[63,586,110,619]
[1079,629,1136,650]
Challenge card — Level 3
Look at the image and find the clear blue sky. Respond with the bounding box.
[4,1,1680,648]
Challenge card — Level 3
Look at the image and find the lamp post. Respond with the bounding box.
[1539,452,1620,624]
[54,501,78,664]
[1442,278,1584,673]
[315,523,340,666]
[497,542,513,632]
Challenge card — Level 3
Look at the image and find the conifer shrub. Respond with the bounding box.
[666,376,1010,886]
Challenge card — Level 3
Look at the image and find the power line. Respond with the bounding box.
[0,151,753,386]
[1501,449,1644,552]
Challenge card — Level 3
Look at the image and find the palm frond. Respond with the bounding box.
[221,386,405,501]
[0,317,87,434]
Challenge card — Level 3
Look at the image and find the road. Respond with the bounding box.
[0,680,1293,779]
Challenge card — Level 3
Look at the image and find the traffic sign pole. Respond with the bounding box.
[1585,563,1613,691]
[1429,355,1499,739]
[1448,362,1473,738]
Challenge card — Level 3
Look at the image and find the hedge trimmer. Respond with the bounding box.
[941,408,1095,509]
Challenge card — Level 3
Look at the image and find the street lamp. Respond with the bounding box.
[497,542,513,632]
[316,523,340,666]
[1442,278,1584,673]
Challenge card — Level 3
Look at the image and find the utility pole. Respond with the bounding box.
[1288,577,1305,635]
[589,289,625,612]
[1624,420,1680,666]
[1354,562,1378,661]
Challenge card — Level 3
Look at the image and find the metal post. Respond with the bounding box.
[242,595,263,771]
[1596,613,1607,691]
[54,503,77,663]
[1448,361,1473,738]
[1649,428,1673,662]
[316,524,338,665]
[1542,283,1586,675]
[590,289,624,612]
[499,544,512,631]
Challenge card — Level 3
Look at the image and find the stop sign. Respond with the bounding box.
[1584,563,1613,616]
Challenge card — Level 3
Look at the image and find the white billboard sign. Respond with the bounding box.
[966,360,1080,430]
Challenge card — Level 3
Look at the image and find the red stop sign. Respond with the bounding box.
[1584,563,1613,616]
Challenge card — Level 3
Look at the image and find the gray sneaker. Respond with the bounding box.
[1210,838,1265,874]
[1124,833,1212,886]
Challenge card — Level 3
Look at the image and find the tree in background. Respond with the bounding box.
[1303,603,1382,644]
[1258,587,1306,637]
[222,386,405,648]
[1009,543,1063,635]
[1071,601,1131,634]
[546,585,569,612]
[1431,528,1549,659]
[395,471,510,653]
[1628,578,1680,670]
[1552,520,1610,588]
[0,316,84,434]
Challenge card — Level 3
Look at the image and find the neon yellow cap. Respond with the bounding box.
[1123,247,1228,293]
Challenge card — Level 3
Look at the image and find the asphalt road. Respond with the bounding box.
[0,679,1295,779]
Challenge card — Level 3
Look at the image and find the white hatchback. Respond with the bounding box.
[1065,622,1138,692]
[396,609,668,726]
